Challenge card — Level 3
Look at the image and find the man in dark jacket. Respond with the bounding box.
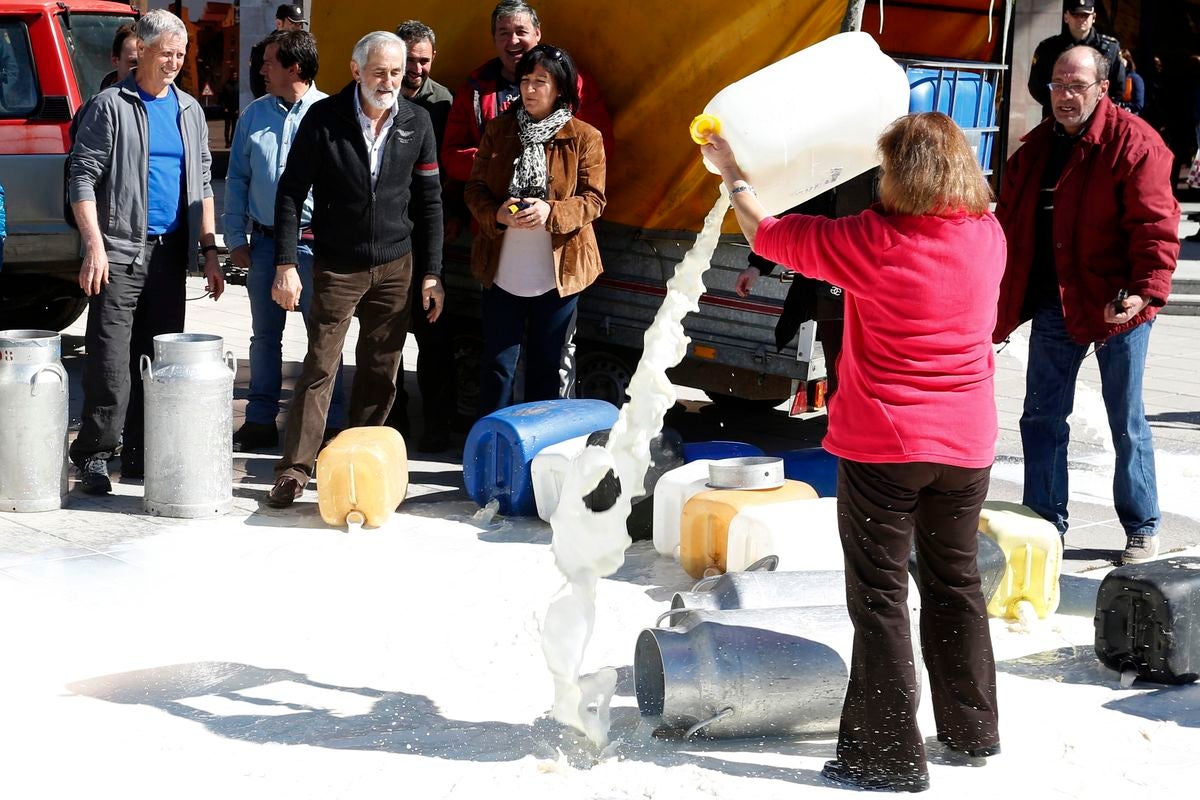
[995,45,1178,566]
[1028,0,1123,119]
[266,31,444,508]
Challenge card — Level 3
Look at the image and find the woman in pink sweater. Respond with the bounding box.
[704,112,1004,793]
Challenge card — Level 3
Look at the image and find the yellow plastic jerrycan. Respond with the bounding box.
[315,426,408,528]
[690,31,910,216]
[679,481,818,579]
[978,501,1063,620]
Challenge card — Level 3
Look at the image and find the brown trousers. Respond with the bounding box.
[835,459,998,780]
[275,255,413,483]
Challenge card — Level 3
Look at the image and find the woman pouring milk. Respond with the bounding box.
[701,112,1004,793]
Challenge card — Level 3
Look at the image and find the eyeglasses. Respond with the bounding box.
[1047,80,1100,95]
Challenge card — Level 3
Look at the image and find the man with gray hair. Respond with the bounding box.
[266,31,444,508]
[68,8,223,495]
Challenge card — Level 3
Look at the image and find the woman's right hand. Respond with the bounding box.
[496,198,521,227]
[700,133,741,178]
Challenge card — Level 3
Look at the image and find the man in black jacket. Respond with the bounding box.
[266,30,444,508]
[1029,0,1123,119]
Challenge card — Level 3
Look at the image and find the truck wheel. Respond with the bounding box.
[577,348,635,407]
[0,278,88,331]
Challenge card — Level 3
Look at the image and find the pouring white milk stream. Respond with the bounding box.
[540,187,731,747]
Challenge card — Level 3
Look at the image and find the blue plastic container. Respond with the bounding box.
[681,441,765,464]
[773,447,839,497]
[463,399,620,516]
[907,66,996,170]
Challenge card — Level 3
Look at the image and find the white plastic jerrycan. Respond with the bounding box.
[691,31,910,215]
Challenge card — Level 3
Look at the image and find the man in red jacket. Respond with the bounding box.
[441,1,613,184]
[995,45,1179,565]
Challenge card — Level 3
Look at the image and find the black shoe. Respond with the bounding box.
[417,428,451,453]
[936,734,1001,759]
[78,456,112,495]
[821,760,929,793]
[320,427,344,450]
[265,476,304,508]
[233,421,279,452]
[121,446,144,479]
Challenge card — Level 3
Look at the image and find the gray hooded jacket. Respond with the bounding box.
[68,73,212,265]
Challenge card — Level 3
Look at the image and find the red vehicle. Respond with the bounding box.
[0,0,137,329]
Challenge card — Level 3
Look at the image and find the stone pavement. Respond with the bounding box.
[2,207,1199,580]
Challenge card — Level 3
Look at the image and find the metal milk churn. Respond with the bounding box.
[140,333,235,518]
[0,330,69,512]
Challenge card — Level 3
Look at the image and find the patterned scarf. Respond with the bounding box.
[508,106,574,199]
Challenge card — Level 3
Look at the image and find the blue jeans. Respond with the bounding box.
[479,285,578,415]
[245,233,346,427]
[1020,302,1159,538]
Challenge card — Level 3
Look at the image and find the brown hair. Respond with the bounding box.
[876,112,992,217]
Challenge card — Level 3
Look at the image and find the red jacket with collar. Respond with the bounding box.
[993,96,1178,345]
[441,57,614,182]
[755,208,1005,470]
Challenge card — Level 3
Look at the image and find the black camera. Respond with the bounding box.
[223,258,248,287]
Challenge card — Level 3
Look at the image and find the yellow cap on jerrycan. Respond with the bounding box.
[689,114,722,145]
[689,31,910,215]
[977,501,1064,620]
[315,426,409,529]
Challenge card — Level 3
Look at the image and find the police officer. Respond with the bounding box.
[1029,0,1123,119]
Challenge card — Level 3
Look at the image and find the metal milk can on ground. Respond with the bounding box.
[0,329,68,512]
[140,333,235,518]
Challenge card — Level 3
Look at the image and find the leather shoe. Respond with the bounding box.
[821,760,929,793]
[265,476,304,508]
[234,421,279,452]
[937,734,1001,758]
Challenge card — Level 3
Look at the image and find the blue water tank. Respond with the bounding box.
[772,447,839,497]
[681,441,765,463]
[463,399,620,516]
[907,67,996,169]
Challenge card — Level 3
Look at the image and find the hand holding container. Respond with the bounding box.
[690,31,911,215]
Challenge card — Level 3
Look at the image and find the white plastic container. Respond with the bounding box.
[651,460,715,558]
[690,31,911,215]
[530,434,592,521]
[725,497,844,572]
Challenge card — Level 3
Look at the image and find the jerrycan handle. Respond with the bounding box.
[139,354,153,382]
[29,364,67,397]
[689,113,722,145]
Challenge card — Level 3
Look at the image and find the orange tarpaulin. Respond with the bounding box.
[311,1,1005,232]
[312,1,845,232]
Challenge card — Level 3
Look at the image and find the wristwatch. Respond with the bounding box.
[200,244,219,256]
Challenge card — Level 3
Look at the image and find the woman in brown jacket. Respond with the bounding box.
[464,44,606,414]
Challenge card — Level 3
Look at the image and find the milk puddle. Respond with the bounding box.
[540,187,731,747]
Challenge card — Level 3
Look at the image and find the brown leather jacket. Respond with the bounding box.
[464,113,606,296]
